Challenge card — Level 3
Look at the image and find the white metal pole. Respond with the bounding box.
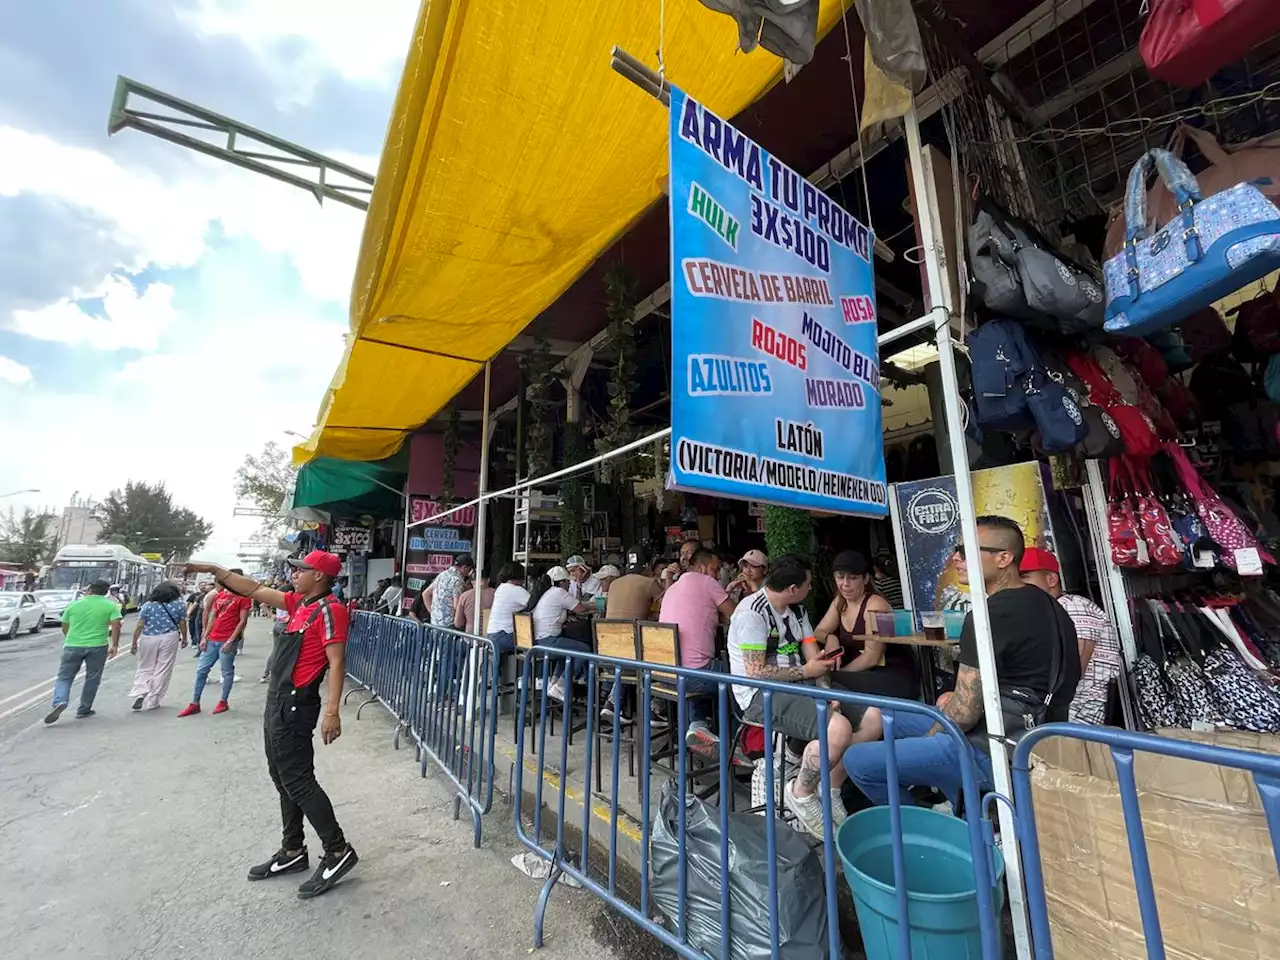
[903,102,1034,960]
[399,482,410,613]
[464,362,492,719]
[472,361,492,620]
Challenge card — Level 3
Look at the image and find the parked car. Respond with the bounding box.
[0,593,45,639]
[34,589,76,626]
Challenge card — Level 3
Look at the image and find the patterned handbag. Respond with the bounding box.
[1108,459,1148,568]
[1164,441,1275,570]
[1132,602,1185,730]
[1155,604,1223,727]
[1133,478,1185,568]
[1104,148,1280,337]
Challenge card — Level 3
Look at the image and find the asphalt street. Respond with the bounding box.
[0,612,99,712]
[0,618,663,960]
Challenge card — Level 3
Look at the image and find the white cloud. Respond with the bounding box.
[10,276,176,351]
[0,125,373,306]
[0,356,32,385]
[179,0,419,93]
[0,3,415,565]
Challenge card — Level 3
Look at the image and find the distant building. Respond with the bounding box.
[56,498,103,552]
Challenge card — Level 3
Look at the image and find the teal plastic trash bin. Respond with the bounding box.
[836,806,1004,960]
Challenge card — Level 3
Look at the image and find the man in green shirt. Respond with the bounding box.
[45,579,122,724]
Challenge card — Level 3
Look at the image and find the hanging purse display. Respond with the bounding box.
[1129,461,1186,567]
[1164,440,1276,569]
[1103,148,1280,337]
[1140,0,1280,89]
[1132,602,1186,730]
[1153,603,1224,727]
[1065,351,1162,458]
[1108,459,1148,568]
[968,199,1106,334]
[1229,286,1280,360]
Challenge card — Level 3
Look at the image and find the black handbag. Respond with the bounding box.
[966,601,1065,754]
[968,199,1106,335]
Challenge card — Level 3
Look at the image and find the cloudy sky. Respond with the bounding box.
[0,0,420,564]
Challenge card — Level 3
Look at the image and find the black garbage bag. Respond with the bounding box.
[650,780,833,960]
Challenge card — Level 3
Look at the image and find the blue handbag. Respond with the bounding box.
[1104,148,1280,336]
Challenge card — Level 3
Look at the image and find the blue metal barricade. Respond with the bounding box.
[1012,723,1280,960]
[344,611,500,847]
[511,645,1005,960]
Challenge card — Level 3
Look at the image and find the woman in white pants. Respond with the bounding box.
[129,582,189,710]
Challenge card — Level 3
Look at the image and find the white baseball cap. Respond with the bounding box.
[565,555,589,570]
[547,566,571,583]
[593,564,621,580]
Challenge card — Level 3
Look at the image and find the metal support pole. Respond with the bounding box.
[904,102,1034,960]
[399,483,411,607]
[473,361,492,614]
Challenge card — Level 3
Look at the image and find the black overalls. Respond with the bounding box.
[263,594,346,854]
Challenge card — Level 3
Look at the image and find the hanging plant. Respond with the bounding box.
[595,264,640,482]
[440,404,460,504]
[524,339,554,479]
[764,506,814,560]
[560,421,587,556]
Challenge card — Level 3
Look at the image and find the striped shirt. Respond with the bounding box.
[727,587,813,709]
[1058,593,1120,725]
[873,574,904,608]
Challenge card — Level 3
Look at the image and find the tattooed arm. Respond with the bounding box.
[932,664,985,734]
[742,647,832,684]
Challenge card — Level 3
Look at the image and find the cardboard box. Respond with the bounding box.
[1028,729,1280,960]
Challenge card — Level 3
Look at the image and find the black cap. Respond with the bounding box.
[625,544,651,574]
[832,550,871,575]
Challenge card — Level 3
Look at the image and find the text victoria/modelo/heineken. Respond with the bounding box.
[675,437,886,508]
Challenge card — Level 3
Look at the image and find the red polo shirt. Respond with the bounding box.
[284,591,349,687]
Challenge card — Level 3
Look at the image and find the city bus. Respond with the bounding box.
[47,544,165,611]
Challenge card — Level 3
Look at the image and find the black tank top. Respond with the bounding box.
[835,594,914,674]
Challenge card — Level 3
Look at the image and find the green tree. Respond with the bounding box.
[234,441,296,517]
[0,507,57,569]
[96,481,213,560]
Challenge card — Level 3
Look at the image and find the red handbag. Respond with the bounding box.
[1141,0,1280,88]
[1128,461,1186,567]
[1108,459,1148,569]
[1065,351,1163,458]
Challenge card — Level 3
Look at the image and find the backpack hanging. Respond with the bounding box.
[1178,306,1233,363]
[968,200,1105,334]
[1113,338,1169,391]
[1229,287,1280,360]
[1065,351,1161,459]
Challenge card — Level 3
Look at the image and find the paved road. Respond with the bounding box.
[0,619,662,959]
[0,615,139,718]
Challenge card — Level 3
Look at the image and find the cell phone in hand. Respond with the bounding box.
[820,648,843,666]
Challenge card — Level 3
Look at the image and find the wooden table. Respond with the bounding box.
[846,633,959,648]
[846,634,958,700]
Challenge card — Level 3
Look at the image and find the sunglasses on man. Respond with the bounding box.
[951,543,1008,557]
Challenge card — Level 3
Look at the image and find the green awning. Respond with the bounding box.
[290,452,407,517]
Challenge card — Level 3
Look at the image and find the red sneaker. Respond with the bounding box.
[212,700,229,715]
[177,703,201,718]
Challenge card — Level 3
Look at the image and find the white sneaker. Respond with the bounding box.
[547,679,566,702]
[784,779,827,841]
[827,787,849,828]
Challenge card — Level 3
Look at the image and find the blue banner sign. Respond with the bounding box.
[667,86,886,516]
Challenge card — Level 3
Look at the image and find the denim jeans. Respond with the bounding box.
[841,711,994,807]
[193,640,238,704]
[535,635,591,680]
[487,631,515,658]
[52,645,109,714]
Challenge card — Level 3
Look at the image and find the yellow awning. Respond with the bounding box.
[295,0,853,465]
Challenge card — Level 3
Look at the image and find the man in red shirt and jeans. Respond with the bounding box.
[184,550,358,899]
[179,570,251,716]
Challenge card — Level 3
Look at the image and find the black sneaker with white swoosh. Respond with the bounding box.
[247,847,310,881]
[296,845,358,899]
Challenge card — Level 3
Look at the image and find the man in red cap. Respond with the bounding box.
[1019,546,1120,725]
[183,549,358,899]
